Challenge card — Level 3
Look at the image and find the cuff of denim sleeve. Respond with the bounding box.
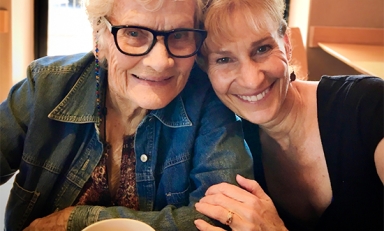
[67,205,103,231]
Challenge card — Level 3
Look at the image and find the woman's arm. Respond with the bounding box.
[0,68,35,184]
[374,138,384,184]
[194,175,287,231]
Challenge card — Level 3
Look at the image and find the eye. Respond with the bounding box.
[172,31,186,40]
[126,29,140,37]
[256,45,272,54]
[128,30,139,37]
[118,28,151,47]
[121,28,149,39]
[216,57,231,64]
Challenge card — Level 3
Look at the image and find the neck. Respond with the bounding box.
[105,87,148,137]
[108,88,142,116]
[259,82,306,150]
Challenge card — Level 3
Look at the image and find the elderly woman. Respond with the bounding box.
[0,0,254,230]
[194,0,384,230]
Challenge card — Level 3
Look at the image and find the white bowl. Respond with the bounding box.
[82,218,155,231]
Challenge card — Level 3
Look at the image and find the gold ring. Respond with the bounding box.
[225,211,234,225]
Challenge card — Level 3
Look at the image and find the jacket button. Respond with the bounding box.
[140,154,148,162]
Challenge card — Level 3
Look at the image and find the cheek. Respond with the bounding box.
[208,68,229,93]
[178,57,195,76]
[108,45,139,73]
[266,54,289,80]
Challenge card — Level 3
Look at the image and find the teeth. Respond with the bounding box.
[133,74,170,82]
[133,74,151,81]
[238,87,269,102]
[134,75,156,82]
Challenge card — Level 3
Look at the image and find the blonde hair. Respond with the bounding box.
[85,0,205,62]
[198,0,287,70]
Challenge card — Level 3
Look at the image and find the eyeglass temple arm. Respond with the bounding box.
[101,17,112,32]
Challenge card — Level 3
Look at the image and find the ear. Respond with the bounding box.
[283,31,292,61]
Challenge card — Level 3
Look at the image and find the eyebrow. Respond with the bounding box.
[109,16,194,30]
[250,35,274,48]
[210,49,232,56]
[210,35,274,55]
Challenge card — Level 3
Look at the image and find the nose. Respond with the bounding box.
[236,59,265,89]
[142,37,174,72]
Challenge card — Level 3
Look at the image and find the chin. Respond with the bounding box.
[139,97,175,110]
[237,111,271,125]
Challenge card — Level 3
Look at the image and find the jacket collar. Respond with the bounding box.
[48,58,192,127]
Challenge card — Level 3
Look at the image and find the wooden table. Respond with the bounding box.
[318,42,384,79]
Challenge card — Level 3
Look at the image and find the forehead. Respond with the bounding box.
[207,9,278,47]
[111,0,196,26]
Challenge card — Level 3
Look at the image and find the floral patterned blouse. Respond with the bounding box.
[74,135,139,210]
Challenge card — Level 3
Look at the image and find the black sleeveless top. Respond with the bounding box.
[243,75,384,231]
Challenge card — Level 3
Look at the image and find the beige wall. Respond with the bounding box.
[289,0,384,80]
[309,0,384,28]
[0,0,34,102]
[12,0,34,85]
[0,0,12,102]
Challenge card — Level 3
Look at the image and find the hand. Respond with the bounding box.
[194,175,287,231]
[23,206,75,231]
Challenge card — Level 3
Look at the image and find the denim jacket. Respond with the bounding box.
[0,52,253,231]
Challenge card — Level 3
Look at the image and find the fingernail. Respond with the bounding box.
[194,220,201,229]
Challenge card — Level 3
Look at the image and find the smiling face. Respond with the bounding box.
[205,9,291,125]
[102,0,197,110]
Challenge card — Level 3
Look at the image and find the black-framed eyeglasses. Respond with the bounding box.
[102,17,207,58]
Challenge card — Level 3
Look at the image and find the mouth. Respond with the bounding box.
[132,74,173,82]
[236,82,274,102]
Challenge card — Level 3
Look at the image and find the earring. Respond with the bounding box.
[290,71,296,82]
[95,31,102,126]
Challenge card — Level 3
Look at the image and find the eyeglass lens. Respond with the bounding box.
[116,27,205,57]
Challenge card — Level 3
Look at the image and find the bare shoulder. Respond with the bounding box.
[295,80,319,90]
[293,80,319,105]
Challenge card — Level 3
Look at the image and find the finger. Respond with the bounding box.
[205,182,243,196]
[198,193,255,223]
[200,182,262,214]
[199,193,243,209]
[236,175,269,200]
[204,181,262,207]
[196,202,248,231]
[195,201,232,224]
[194,219,225,231]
